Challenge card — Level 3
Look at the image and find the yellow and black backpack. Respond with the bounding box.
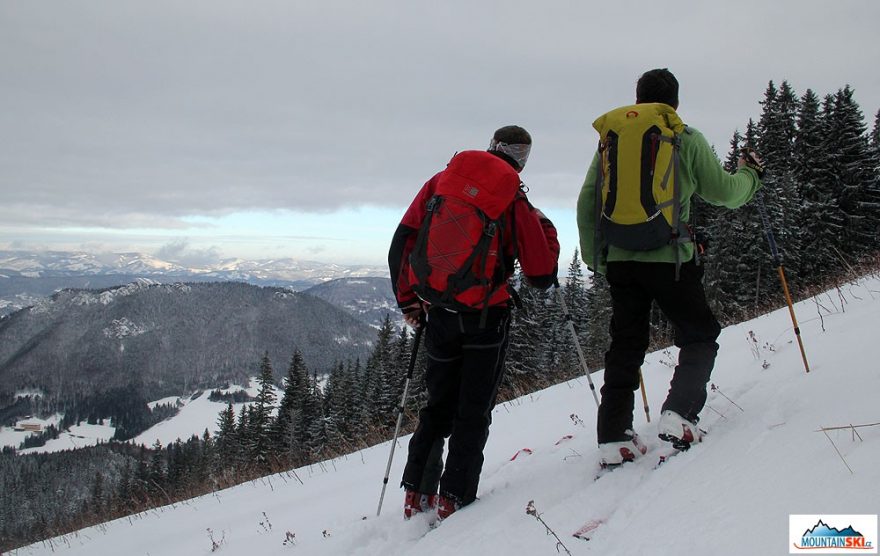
[592,103,692,273]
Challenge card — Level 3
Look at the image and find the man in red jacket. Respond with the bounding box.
[388,125,560,520]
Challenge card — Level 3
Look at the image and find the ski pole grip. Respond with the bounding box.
[740,148,765,179]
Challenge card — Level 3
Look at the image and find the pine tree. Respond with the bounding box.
[214,402,236,472]
[583,271,612,370]
[134,445,150,504]
[148,440,166,494]
[248,353,277,469]
[389,326,411,410]
[504,267,543,391]
[559,250,589,379]
[362,315,396,427]
[116,459,134,513]
[234,404,250,468]
[322,360,354,447]
[826,87,875,258]
[703,129,744,317]
[322,361,345,436]
[757,80,803,290]
[344,358,368,441]
[275,349,310,463]
[90,471,105,516]
[794,89,838,280]
[406,333,429,414]
[737,119,773,315]
[197,429,213,486]
[166,440,184,487]
[869,109,880,253]
[705,121,765,320]
[304,372,328,459]
[533,285,559,385]
[872,109,880,151]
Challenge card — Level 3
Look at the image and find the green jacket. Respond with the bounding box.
[576,125,762,274]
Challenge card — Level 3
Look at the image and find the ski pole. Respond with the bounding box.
[554,281,600,407]
[376,317,424,517]
[745,149,810,373]
[638,368,651,423]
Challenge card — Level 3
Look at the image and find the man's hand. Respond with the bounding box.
[738,149,765,179]
[401,302,424,328]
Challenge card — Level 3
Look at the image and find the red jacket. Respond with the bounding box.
[389,155,560,309]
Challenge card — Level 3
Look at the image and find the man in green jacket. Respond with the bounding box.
[576,68,763,466]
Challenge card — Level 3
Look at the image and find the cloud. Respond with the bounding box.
[0,204,198,230]
[155,239,222,267]
[1,0,878,233]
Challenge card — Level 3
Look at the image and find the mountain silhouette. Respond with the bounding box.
[802,520,863,538]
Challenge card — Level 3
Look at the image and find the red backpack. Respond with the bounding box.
[408,151,521,321]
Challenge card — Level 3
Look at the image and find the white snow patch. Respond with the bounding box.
[14,389,45,399]
[17,421,116,455]
[102,317,148,339]
[0,414,62,450]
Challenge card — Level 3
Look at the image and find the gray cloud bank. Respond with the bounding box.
[2,1,878,231]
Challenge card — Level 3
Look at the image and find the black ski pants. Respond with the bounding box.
[597,260,721,443]
[401,306,510,506]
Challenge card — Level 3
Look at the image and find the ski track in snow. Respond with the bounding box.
[9,278,880,556]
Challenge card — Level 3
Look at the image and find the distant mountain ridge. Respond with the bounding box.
[0,281,377,408]
[302,277,397,328]
[0,249,387,315]
[0,250,385,282]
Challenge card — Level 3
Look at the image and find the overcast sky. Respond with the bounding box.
[2,1,879,267]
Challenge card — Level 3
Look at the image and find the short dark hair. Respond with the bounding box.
[492,125,531,145]
[636,68,679,107]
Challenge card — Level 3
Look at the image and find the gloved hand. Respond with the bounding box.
[401,302,425,328]
[738,149,765,179]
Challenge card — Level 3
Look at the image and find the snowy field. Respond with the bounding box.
[9,277,880,556]
[1,380,279,454]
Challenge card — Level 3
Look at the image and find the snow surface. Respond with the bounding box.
[1,379,279,454]
[0,413,60,452]
[134,381,282,448]
[10,278,880,556]
[18,422,117,455]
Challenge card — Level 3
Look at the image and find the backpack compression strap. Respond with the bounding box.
[446,216,496,309]
[669,134,690,280]
[409,195,440,287]
[593,142,606,273]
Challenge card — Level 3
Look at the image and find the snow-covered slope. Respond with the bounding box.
[12,278,880,556]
